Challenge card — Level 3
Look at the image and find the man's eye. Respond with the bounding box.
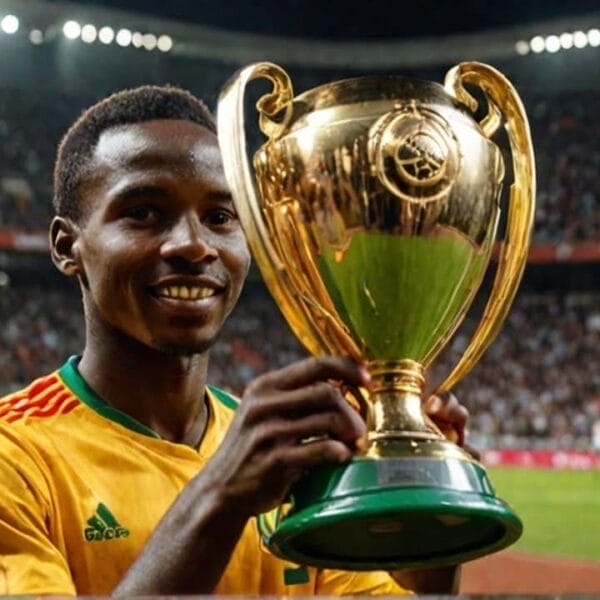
[124,205,160,222]
[206,209,236,226]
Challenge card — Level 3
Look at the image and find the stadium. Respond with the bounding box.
[0,0,598,594]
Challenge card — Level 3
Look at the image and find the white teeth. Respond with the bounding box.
[157,285,216,300]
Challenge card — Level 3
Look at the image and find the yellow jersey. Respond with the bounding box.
[0,356,407,596]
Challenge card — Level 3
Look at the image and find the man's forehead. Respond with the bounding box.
[92,119,220,170]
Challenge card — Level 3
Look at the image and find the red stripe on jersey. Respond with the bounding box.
[0,373,80,422]
[0,382,62,415]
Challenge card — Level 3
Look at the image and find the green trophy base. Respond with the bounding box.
[266,454,523,570]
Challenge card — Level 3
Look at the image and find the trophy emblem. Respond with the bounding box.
[218,62,535,569]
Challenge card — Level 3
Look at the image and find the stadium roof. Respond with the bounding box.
[3,0,600,69]
[57,0,600,41]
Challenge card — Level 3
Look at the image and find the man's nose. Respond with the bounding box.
[160,214,218,263]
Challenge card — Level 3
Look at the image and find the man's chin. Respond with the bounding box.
[152,337,216,357]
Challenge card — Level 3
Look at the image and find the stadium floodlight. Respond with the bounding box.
[131,31,143,48]
[515,40,529,55]
[1,15,19,34]
[116,28,132,47]
[559,32,574,49]
[63,20,81,40]
[544,35,561,53]
[157,34,173,52]
[573,30,588,48]
[98,26,114,44]
[530,35,545,53]
[142,33,157,50]
[29,29,44,45]
[588,28,600,47]
[81,24,97,43]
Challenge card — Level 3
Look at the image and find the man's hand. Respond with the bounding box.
[202,356,369,517]
[424,390,480,459]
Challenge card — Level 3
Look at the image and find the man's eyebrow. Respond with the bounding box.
[110,184,168,208]
[207,190,233,203]
[116,185,168,201]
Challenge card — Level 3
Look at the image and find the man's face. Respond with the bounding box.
[72,119,251,355]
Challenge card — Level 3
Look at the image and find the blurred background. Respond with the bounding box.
[0,3,598,569]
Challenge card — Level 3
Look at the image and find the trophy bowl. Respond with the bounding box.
[218,62,535,570]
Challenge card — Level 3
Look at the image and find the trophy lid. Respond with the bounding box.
[290,75,469,124]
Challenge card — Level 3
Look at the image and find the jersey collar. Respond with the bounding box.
[59,356,161,439]
[58,356,239,440]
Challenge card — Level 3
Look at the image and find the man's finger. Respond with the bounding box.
[425,392,468,446]
[251,356,369,393]
[242,383,366,443]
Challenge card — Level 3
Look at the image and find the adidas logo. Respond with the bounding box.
[84,503,130,542]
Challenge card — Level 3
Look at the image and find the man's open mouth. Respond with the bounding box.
[154,285,218,300]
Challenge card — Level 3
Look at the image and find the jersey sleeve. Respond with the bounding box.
[0,424,76,595]
[315,567,412,595]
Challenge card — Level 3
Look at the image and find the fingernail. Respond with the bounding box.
[359,365,371,387]
[355,435,369,453]
[428,395,442,412]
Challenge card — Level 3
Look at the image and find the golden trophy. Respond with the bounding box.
[217,62,535,569]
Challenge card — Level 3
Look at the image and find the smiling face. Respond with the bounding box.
[62,119,250,355]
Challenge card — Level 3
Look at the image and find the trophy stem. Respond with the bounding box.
[367,359,442,442]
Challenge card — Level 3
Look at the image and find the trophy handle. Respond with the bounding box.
[217,62,331,356]
[438,62,536,393]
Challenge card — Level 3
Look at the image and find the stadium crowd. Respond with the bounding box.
[0,87,598,245]
[1,282,598,450]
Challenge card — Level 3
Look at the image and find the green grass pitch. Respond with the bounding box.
[487,466,600,560]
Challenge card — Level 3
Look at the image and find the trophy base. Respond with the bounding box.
[266,452,522,570]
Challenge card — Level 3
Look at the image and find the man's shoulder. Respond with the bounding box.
[0,370,79,429]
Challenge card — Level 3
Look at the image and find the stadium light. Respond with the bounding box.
[81,24,97,43]
[29,29,44,45]
[116,28,132,47]
[63,20,81,40]
[157,34,173,52]
[98,26,114,44]
[515,40,529,55]
[142,33,157,50]
[131,31,143,48]
[588,28,600,47]
[544,35,561,53]
[530,35,545,53]
[573,30,588,48]
[1,15,19,34]
[559,32,574,49]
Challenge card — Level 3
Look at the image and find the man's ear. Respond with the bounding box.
[49,216,81,277]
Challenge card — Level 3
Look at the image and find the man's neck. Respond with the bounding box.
[77,327,211,447]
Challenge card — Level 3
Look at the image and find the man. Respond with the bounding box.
[0,85,467,595]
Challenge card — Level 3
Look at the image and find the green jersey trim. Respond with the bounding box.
[207,385,239,411]
[58,356,239,439]
[59,356,161,439]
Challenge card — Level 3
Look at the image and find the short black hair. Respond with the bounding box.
[53,84,216,221]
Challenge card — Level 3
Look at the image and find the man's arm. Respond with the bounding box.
[391,565,461,594]
[114,356,368,596]
[0,430,76,596]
